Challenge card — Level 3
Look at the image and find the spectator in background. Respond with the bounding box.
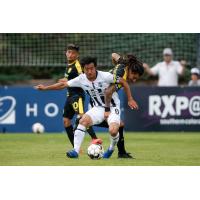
[143,48,184,86]
[188,68,200,86]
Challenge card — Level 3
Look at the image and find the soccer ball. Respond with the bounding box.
[87,144,104,159]
[32,122,45,134]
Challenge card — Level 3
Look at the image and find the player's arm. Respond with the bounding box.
[104,84,116,108]
[104,78,138,119]
[118,78,138,110]
[105,78,138,110]
[104,84,117,118]
[34,82,68,91]
[58,77,68,83]
[35,74,82,91]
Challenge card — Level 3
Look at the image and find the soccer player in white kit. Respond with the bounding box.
[65,56,129,158]
[35,56,135,158]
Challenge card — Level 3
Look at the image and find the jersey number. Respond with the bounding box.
[72,102,79,110]
[115,108,119,115]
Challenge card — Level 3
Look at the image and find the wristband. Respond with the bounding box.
[105,107,111,112]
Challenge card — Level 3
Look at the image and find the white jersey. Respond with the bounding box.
[67,71,120,107]
[150,61,183,86]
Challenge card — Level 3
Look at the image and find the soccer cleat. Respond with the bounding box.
[103,149,114,159]
[118,152,134,159]
[66,149,79,158]
[91,138,103,145]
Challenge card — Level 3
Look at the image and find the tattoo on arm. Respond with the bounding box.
[105,84,116,107]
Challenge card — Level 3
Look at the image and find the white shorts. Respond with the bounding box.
[86,106,121,126]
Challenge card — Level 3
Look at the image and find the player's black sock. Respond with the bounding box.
[74,117,80,131]
[117,126,127,154]
[87,126,97,139]
[65,125,74,147]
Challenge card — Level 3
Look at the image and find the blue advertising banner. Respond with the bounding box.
[3,86,199,132]
[0,87,124,133]
[124,86,200,132]
[0,87,66,132]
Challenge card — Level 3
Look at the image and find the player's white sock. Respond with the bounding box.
[109,132,119,151]
[74,124,86,153]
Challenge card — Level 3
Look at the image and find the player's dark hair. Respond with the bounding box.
[120,54,144,76]
[81,56,97,68]
[67,43,79,52]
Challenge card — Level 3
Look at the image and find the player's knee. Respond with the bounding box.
[79,114,92,127]
[79,117,85,125]
[109,126,119,137]
[63,118,71,127]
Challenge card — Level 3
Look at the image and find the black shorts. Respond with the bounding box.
[63,95,85,119]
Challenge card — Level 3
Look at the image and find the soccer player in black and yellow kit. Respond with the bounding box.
[96,53,144,158]
[62,44,97,146]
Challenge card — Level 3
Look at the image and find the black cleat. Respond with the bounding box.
[118,152,134,159]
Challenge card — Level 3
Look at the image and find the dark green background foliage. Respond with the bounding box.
[0,33,198,83]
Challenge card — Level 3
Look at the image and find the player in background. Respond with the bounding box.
[57,44,97,147]
[35,56,135,158]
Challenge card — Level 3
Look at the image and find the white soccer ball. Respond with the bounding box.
[32,122,45,134]
[87,144,104,159]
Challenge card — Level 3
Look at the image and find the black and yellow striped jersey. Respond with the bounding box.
[110,63,128,90]
[64,60,85,97]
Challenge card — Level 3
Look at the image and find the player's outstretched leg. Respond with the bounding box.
[66,114,92,158]
[103,122,119,159]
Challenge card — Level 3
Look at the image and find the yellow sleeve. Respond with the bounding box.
[113,64,127,83]
[75,60,83,75]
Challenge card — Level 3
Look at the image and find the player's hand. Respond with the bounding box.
[34,84,46,90]
[104,111,111,119]
[128,99,139,110]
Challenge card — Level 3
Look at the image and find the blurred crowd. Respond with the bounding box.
[143,48,200,87]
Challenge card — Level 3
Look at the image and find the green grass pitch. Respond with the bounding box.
[0,132,200,166]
